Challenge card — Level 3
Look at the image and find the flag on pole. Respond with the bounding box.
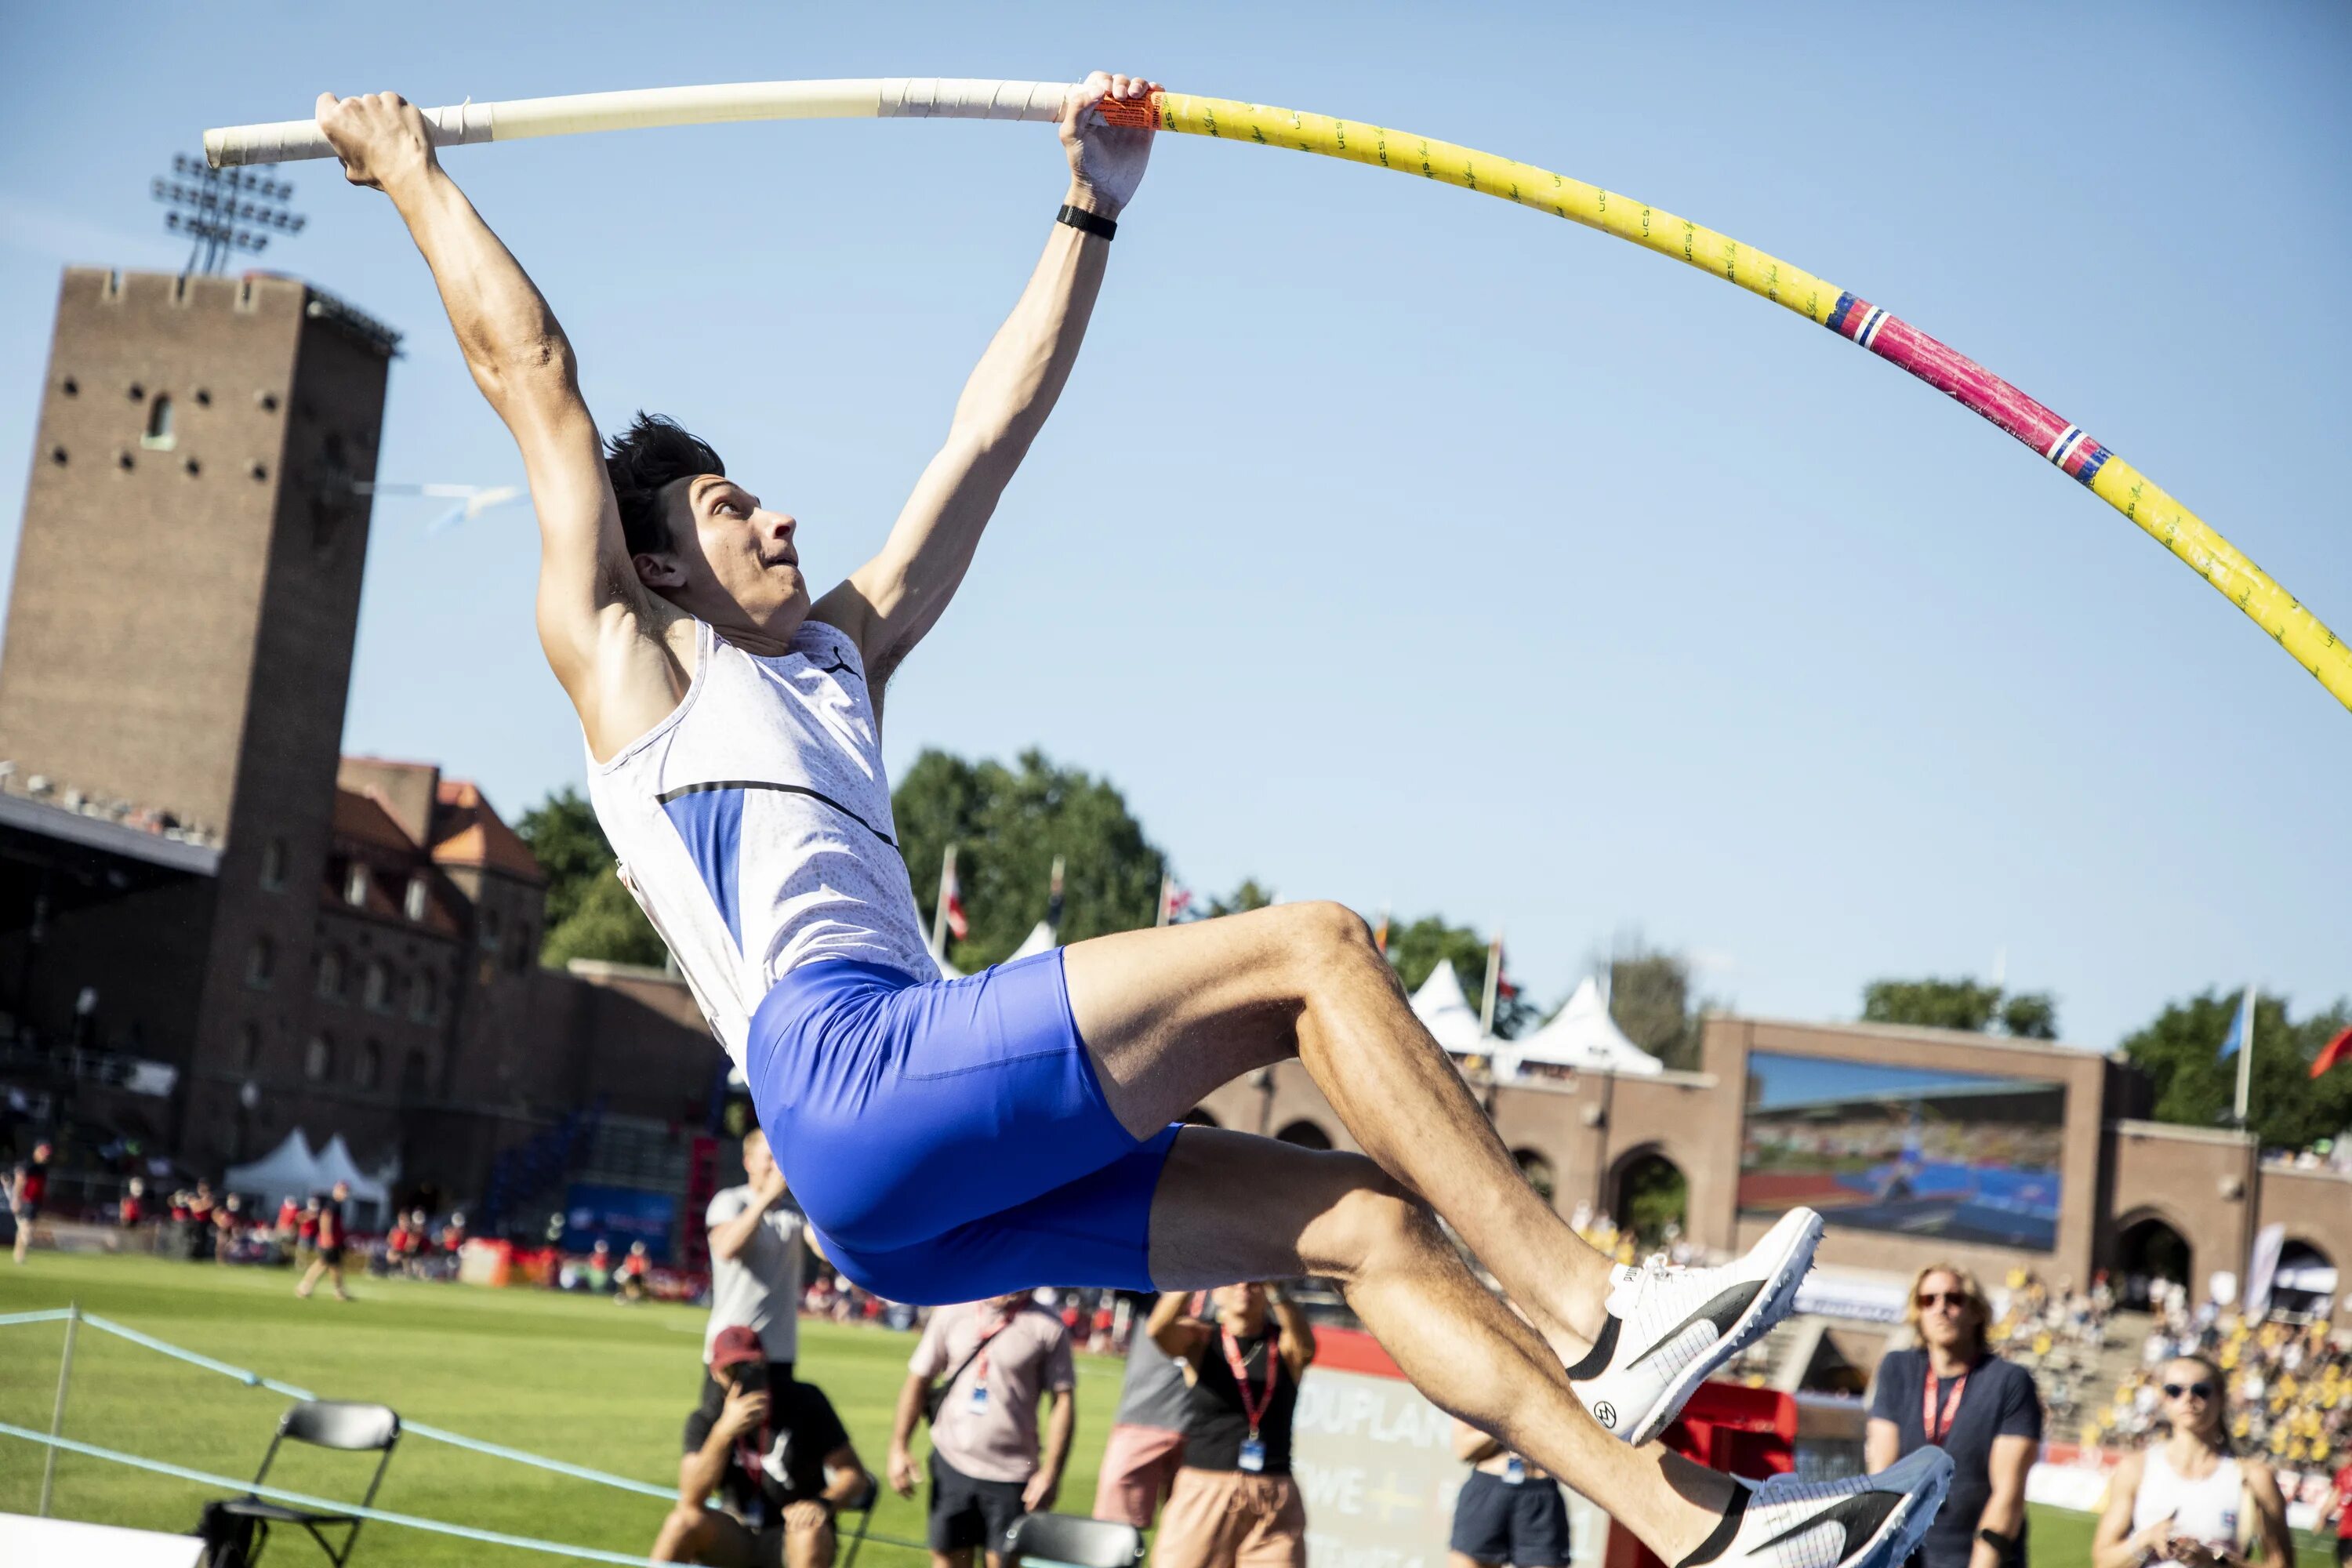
[1043,856,1065,931]
[2313,1023,2352,1080]
[1479,931,1506,1036]
[931,844,967,949]
[2218,983,2255,1127]
[1155,875,1192,927]
[1371,906,1390,956]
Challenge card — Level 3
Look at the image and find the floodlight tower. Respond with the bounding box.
[151,152,306,275]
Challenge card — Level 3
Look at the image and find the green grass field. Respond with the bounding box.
[0,1254,2332,1563]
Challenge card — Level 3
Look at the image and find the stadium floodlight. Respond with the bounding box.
[151,151,307,276]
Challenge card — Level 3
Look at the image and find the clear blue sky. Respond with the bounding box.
[3,2,2346,1054]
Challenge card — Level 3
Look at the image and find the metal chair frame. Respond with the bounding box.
[218,1399,401,1566]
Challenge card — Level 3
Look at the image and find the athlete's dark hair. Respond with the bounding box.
[604,412,724,558]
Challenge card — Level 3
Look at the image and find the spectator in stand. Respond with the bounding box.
[1448,1418,1572,1568]
[1148,1282,1316,1568]
[619,1240,653,1304]
[1092,1298,1193,1529]
[655,1325,871,1566]
[706,1127,808,1386]
[888,1292,1076,1568]
[2091,1353,2294,1567]
[11,1140,53,1264]
[296,1181,353,1301]
[1865,1264,2041,1568]
[118,1176,146,1229]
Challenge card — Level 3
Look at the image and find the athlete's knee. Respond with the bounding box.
[1319,1156,1443,1276]
[1267,899,1380,975]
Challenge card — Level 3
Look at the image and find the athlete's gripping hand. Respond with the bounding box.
[316,91,439,197]
[1059,71,1159,217]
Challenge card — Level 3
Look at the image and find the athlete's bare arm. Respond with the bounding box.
[315,91,686,759]
[810,71,1158,690]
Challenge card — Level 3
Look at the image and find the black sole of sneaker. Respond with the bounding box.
[1627,1208,1825,1446]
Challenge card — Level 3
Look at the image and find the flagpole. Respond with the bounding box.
[2233,982,2256,1127]
[1155,873,1173,929]
[1479,928,1503,1036]
[931,844,957,953]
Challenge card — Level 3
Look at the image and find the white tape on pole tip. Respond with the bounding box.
[207,77,1087,165]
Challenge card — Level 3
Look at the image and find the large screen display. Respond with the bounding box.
[1738,1052,2066,1250]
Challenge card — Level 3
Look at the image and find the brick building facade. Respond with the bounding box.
[0,268,717,1217]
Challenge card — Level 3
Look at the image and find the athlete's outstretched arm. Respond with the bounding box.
[812,69,1156,687]
[317,93,648,716]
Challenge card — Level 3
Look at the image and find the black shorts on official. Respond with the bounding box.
[928,1451,1028,1553]
[1450,1468,1570,1568]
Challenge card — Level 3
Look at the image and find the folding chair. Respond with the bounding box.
[1000,1512,1147,1568]
[214,1400,401,1565]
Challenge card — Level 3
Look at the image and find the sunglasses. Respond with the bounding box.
[2162,1381,2214,1400]
[1915,1290,1972,1310]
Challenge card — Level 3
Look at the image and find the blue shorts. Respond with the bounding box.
[746,949,1181,1305]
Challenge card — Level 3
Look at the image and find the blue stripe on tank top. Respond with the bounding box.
[660,788,744,947]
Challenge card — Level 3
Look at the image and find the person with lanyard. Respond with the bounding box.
[1865,1265,2041,1568]
[889,1292,1076,1568]
[1148,1281,1317,1568]
[659,1325,870,1566]
[1449,1417,1573,1568]
[2091,1353,2295,1568]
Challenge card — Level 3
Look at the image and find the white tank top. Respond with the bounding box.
[2132,1445,2243,1552]
[585,616,936,1066]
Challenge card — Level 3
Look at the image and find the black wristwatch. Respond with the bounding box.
[1976,1526,2019,1560]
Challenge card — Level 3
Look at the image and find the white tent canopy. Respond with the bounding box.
[1500,977,1664,1077]
[1009,920,1058,961]
[1410,961,1491,1054]
[311,1133,395,1209]
[223,1129,323,1209]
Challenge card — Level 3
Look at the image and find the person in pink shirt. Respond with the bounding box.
[888,1294,1075,1568]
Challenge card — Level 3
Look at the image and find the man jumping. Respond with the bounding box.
[321,71,1950,1568]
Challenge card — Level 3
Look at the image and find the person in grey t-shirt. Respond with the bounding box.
[1091,1297,1194,1528]
[705,1127,808,1379]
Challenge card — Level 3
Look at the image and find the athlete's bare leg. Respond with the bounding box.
[1064,902,1615,1354]
[1148,1127,1731,1562]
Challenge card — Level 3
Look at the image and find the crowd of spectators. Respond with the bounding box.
[2095,1290,2351,1478]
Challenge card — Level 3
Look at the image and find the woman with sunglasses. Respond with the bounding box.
[2092,1356,2295,1567]
[1865,1265,2042,1568]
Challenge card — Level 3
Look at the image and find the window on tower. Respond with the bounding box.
[140,394,175,451]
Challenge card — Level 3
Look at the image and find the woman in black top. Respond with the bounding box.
[1148,1283,1317,1568]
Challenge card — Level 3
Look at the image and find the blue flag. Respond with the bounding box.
[2217,985,2255,1061]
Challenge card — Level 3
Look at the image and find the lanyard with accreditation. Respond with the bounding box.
[1922,1368,1968,1446]
[1222,1327,1282,1473]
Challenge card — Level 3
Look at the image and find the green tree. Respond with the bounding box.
[1385,916,1537,1039]
[2121,991,2352,1149]
[517,787,663,967]
[891,749,1168,970]
[1198,879,1277,919]
[1861,977,2060,1040]
[1604,943,1711,1073]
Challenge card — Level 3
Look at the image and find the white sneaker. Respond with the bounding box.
[1567,1207,1824,1445]
[1690,1447,1954,1568]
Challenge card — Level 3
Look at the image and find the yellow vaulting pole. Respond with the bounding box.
[1139,91,2351,714]
[205,79,2352,713]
